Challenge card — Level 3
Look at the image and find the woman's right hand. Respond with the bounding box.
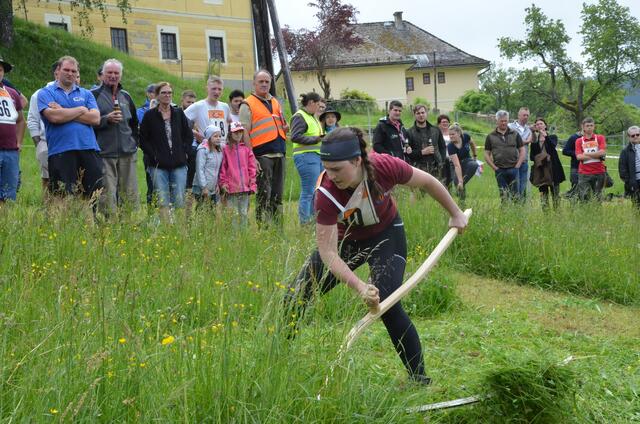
[359,283,380,311]
[448,210,468,234]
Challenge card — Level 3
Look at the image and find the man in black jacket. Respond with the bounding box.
[406,104,446,177]
[372,100,411,161]
[92,58,139,215]
[619,125,640,208]
[562,131,581,198]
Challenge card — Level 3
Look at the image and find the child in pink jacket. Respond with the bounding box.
[219,122,257,226]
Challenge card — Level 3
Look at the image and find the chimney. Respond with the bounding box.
[393,11,404,29]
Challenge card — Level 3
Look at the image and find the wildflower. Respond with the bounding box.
[81,240,87,245]
[161,335,175,345]
[49,408,58,415]
[118,338,126,344]
[139,363,146,368]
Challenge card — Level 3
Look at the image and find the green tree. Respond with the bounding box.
[454,90,496,113]
[498,0,640,128]
[5,0,132,47]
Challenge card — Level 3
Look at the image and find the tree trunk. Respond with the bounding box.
[317,71,331,100]
[0,0,13,47]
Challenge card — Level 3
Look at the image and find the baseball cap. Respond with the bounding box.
[230,121,245,133]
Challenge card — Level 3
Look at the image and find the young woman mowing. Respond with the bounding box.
[288,127,467,384]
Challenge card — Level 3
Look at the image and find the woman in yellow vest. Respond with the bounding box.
[290,92,325,224]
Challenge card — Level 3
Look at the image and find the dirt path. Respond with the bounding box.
[454,272,640,339]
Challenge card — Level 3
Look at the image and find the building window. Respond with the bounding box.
[438,71,446,84]
[44,14,72,32]
[161,33,178,60]
[423,73,431,84]
[406,77,414,92]
[49,22,68,31]
[111,28,128,53]
[208,37,225,62]
[158,26,181,61]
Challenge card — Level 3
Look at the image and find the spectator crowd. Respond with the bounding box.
[0,53,639,220]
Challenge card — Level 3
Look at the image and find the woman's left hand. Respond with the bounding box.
[448,210,468,234]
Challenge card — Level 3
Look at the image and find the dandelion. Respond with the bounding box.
[161,335,175,345]
[118,338,126,344]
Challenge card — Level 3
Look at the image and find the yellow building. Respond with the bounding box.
[15,0,256,89]
[283,11,489,112]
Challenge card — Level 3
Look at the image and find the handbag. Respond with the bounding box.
[531,149,553,187]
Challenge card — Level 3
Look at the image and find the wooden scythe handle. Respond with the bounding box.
[344,208,472,350]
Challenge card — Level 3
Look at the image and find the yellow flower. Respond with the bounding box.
[81,240,87,245]
[161,335,175,345]
[118,338,126,344]
[50,408,58,415]
[139,362,146,368]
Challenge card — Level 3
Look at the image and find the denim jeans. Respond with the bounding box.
[294,152,323,224]
[0,150,19,201]
[495,167,520,202]
[518,161,529,198]
[148,166,187,208]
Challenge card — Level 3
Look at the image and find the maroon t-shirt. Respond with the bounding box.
[315,152,413,240]
[0,84,23,150]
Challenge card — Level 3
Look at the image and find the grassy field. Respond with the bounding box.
[1,138,638,422]
[2,17,639,423]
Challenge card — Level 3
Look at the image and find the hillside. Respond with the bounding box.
[0,18,210,105]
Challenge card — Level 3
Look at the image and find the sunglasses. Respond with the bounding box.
[630,133,640,138]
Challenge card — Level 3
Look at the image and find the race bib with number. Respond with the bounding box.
[581,138,600,164]
[0,87,19,126]
[208,109,227,139]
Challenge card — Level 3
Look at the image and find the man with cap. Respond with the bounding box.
[91,58,140,215]
[137,84,156,124]
[137,84,156,206]
[0,56,26,203]
[90,67,103,90]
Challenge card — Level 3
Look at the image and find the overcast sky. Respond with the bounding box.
[273,0,640,69]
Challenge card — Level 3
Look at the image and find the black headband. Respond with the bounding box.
[320,137,361,161]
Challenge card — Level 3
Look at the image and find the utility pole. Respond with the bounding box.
[265,0,298,114]
[433,51,438,113]
[250,0,275,94]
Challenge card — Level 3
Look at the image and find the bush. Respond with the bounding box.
[411,97,431,113]
[454,90,496,114]
[339,88,377,113]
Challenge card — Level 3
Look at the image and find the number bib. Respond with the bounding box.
[580,138,600,164]
[0,87,19,126]
[208,109,227,139]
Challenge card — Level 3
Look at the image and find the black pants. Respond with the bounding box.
[289,215,426,378]
[48,149,104,198]
[256,155,284,225]
[186,146,197,190]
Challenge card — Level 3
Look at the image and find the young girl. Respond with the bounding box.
[192,125,223,206]
[288,127,467,385]
[219,122,257,226]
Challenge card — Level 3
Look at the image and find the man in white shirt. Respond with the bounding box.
[184,75,231,143]
[508,107,533,199]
